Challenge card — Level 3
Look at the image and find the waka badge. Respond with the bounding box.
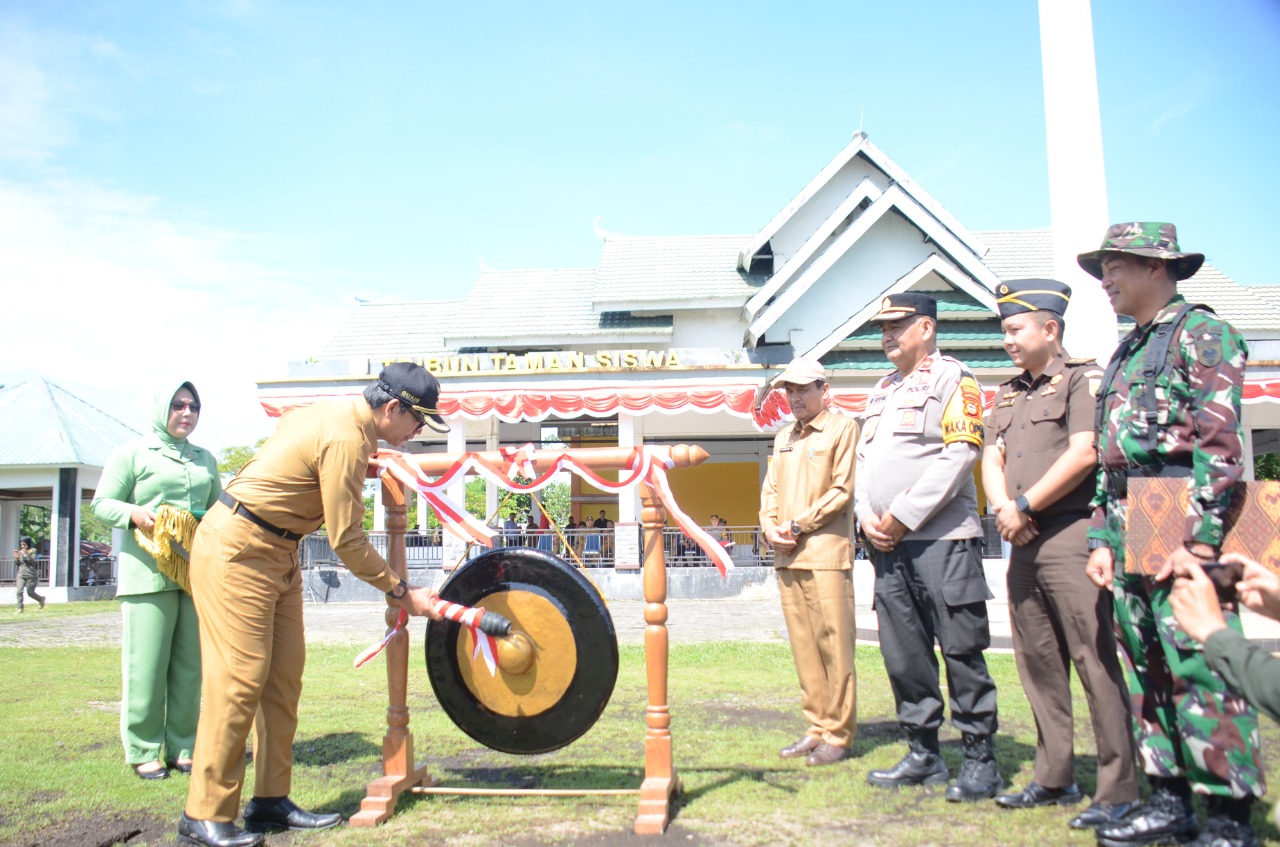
[1195,333,1223,367]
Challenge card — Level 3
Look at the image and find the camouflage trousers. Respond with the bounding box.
[1113,574,1265,799]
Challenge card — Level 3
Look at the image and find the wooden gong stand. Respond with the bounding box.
[350,444,708,834]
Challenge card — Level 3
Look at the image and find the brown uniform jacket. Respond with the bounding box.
[225,396,396,592]
[759,408,859,570]
[985,354,1101,521]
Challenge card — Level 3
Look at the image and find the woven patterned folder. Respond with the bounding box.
[1125,477,1280,575]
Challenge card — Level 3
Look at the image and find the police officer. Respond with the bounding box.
[179,363,448,847]
[980,279,1139,830]
[1079,223,1262,847]
[760,357,859,767]
[854,292,1001,802]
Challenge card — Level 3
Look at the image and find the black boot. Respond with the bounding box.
[243,796,343,833]
[177,813,264,847]
[1096,778,1197,847]
[1189,796,1258,847]
[944,732,1003,802]
[867,728,949,788]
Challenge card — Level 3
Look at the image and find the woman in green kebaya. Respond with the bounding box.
[92,381,221,780]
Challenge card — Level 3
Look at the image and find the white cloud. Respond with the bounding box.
[0,175,346,452]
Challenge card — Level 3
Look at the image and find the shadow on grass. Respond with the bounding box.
[292,731,381,766]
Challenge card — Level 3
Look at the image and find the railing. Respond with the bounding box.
[0,556,116,586]
[0,557,49,586]
[298,517,1004,578]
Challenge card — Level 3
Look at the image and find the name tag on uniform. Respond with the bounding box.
[779,446,794,453]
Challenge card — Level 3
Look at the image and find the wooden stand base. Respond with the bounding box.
[634,775,681,834]
[350,764,437,827]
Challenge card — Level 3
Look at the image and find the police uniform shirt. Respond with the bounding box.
[986,354,1101,520]
[854,354,984,539]
[759,408,860,570]
[224,396,396,592]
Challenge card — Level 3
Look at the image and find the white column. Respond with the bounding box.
[1038,0,1116,364]
[442,425,470,570]
[0,503,17,574]
[372,480,387,531]
[485,418,500,523]
[614,413,642,569]
[1243,429,1257,481]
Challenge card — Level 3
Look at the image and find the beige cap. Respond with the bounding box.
[771,357,826,387]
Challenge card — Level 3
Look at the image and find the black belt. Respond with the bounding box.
[218,492,303,541]
[1104,461,1194,500]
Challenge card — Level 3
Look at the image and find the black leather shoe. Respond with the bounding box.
[995,782,1084,809]
[243,796,343,833]
[177,813,264,847]
[1096,789,1197,847]
[779,735,821,759]
[1069,800,1138,830]
[867,748,949,787]
[944,733,1003,802]
[133,763,169,781]
[1188,816,1260,847]
[166,759,194,775]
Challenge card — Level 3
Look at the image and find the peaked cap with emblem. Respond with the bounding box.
[1076,221,1205,281]
[377,361,450,433]
[995,278,1071,320]
[868,292,937,322]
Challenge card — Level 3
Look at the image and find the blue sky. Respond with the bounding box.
[2,0,1277,451]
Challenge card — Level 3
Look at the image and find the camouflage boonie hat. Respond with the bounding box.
[1076,222,1205,281]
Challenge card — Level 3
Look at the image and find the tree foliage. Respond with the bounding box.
[1255,452,1280,481]
[217,438,268,475]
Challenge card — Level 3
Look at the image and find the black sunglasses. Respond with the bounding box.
[171,400,201,414]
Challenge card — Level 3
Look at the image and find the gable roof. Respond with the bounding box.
[594,233,765,308]
[0,378,141,468]
[739,132,988,274]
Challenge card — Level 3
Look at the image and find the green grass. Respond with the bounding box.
[0,598,117,625]
[3,641,1280,846]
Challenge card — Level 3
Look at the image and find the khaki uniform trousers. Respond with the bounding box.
[1007,516,1138,805]
[186,502,306,822]
[777,568,856,747]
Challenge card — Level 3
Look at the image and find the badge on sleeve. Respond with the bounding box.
[941,374,984,447]
[1195,332,1224,367]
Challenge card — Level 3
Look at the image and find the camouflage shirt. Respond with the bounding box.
[1088,294,1248,554]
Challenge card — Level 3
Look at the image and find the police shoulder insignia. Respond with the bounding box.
[1088,377,1101,397]
[1195,333,1224,367]
[941,374,984,447]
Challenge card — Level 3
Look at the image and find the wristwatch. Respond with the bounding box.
[789,520,802,536]
[1014,495,1039,519]
[386,581,409,600]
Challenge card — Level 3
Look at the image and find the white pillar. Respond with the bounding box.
[485,418,500,523]
[442,425,470,570]
[615,413,642,569]
[1038,0,1116,364]
[0,503,17,573]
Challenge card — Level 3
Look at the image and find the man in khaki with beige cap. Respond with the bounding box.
[759,357,860,766]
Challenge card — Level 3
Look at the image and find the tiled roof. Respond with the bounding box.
[976,229,1280,331]
[320,300,463,358]
[844,320,1004,345]
[822,350,1014,371]
[0,378,141,467]
[594,234,767,304]
[444,267,616,342]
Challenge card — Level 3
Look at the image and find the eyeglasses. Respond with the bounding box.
[170,401,201,414]
[402,402,427,429]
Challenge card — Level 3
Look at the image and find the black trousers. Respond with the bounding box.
[870,537,998,735]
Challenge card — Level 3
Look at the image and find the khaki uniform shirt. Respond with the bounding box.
[854,354,984,540]
[986,354,1101,521]
[759,408,860,570]
[225,396,396,592]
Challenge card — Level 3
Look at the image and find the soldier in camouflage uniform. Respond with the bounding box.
[1080,223,1263,847]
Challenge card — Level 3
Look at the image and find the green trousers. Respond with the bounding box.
[1113,574,1264,799]
[120,590,201,765]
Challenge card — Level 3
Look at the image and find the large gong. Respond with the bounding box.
[425,547,619,754]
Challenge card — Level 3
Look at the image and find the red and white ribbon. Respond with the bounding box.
[354,599,499,674]
[369,445,733,575]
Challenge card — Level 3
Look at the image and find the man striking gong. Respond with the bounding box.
[178,363,447,847]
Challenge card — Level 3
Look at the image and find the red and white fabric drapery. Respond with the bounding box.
[261,378,1280,430]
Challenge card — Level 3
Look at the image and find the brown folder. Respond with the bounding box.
[1125,477,1280,575]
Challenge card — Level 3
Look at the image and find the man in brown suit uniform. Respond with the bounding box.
[178,363,448,847]
[759,357,860,767]
[980,279,1139,832]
